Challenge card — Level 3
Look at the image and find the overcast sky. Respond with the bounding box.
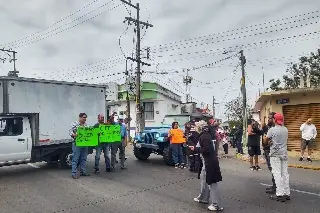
[0,0,319,119]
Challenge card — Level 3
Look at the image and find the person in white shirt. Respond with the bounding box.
[299,118,317,162]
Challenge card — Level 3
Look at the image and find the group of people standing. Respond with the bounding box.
[246,113,317,202]
[69,112,128,179]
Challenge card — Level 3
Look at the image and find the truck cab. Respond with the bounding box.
[0,113,74,168]
[0,114,32,165]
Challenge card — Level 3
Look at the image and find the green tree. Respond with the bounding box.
[268,48,320,91]
[268,78,282,91]
[224,97,252,123]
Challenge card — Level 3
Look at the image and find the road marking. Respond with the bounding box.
[260,183,320,197]
[27,163,40,169]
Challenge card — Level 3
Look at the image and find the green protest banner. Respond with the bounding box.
[75,126,98,147]
[99,124,121,143]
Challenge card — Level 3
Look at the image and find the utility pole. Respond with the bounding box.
[125,59,131,143]
[240,50,247,147]
[212,96,219,119]
[183,69,192,102]
[0,48,19,77]
[121,0,153,134]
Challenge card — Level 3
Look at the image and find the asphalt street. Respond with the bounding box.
[0,147,319,213]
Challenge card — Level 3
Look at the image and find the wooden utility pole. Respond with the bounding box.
[183,69,192,102]
[125,59,131,142]
[240,50,247,147]
[121,0,153,134]
[0,48,19,77]
[212,96,219,119]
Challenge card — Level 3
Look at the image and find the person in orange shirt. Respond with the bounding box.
[169,122,186,169]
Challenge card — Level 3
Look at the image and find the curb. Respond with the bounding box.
[287,164,320,171]
[234,154,266,164]
[234,154,320,171]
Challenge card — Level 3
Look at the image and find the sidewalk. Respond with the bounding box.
[219,145,320,171]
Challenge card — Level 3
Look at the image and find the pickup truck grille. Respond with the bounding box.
[142,132,156,144]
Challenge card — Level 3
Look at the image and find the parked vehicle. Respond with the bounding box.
[133,112,213,166]
[0,77,106,169]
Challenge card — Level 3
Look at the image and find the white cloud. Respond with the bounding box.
[0,0,319,119]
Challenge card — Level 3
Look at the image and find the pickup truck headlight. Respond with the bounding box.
[155,133,160,139]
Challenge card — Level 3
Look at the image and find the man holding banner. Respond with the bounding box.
[70,113,90,179]
[94,114,112,173]
[110,115,127,170]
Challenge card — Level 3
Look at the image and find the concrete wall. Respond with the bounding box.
[259,92,320,123]
[108,93,181,137]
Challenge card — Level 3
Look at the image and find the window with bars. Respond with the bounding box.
[143,102,154,120]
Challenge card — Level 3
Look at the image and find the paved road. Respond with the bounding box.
[0,147,319,213]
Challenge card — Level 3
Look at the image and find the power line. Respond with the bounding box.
[155,30,320,59]
[153,15,320,54]
[220,64,241,104]
[153,10,320,50]
[32,56,125,80]
[1,0,104,47]
[10,1,121,48]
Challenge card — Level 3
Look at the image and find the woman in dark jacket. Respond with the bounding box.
[192,124,223,211]
[186,123,201,172]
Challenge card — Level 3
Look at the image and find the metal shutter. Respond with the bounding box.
[283,103,320,151]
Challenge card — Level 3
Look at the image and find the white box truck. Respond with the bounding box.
[0,76,106,168]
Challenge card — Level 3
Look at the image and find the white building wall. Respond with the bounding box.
[145,93,181,127]
[108,93,181,137]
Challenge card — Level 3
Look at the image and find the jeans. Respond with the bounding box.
[71,143,88,176]
[111,140,126,169]
[236,139,243,154]
[264,150,276,189]
[94,143,111,170]
[215,140,220,155]
[171,143,184,164]
[198,156,222,206]
[270,157,290,196]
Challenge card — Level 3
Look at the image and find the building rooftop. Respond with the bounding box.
[254,87,320,112]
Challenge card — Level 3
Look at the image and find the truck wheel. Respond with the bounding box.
[59,151,73,169]
[134,147,151,160]
[163,145,175,166]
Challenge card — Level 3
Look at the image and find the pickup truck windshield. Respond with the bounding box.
[162,116,190,126]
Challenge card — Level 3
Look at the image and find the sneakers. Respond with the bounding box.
[180,163,187,169]
[208,204,224,211]
[269,195,287,202]
[255,165,262,171]
[250,165,262,171]
[283,195,291,200]
[266,186,276,194]
[193,197,209,204]
[175,163,179,168]
[94,168,100,173]
[300,157,312,162]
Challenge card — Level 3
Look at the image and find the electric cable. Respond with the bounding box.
[1,0,105,47]
[12,1,121,48]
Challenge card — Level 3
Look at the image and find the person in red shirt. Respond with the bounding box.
[169,122,186,169]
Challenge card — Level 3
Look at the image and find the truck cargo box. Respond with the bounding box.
[0,77,106,146]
